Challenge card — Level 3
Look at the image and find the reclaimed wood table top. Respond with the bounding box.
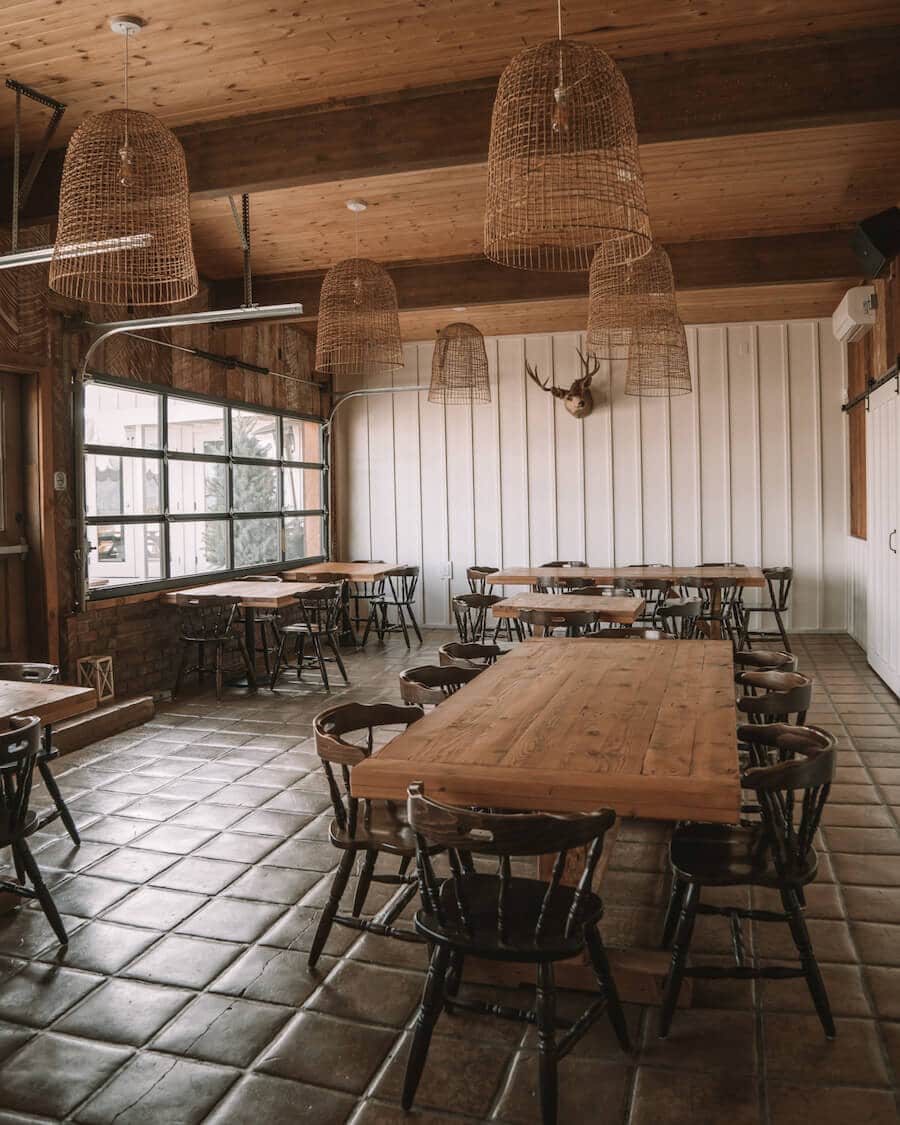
[352,638,740,824]
[0,682,96,729]
[161,580,324,609]
[487,565,766,587]
[282,562,404,582]
[492,593,645,623]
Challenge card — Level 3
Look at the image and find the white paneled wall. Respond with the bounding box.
[334,320,848,631]
[847,536,868,647]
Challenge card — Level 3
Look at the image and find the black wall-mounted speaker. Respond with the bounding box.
[851,207,900,279]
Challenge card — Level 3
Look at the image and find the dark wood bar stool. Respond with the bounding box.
[238,575,283,677]
[402,784,630,1125]
[740,566,793,653]
[172,594,257,700]
[399,665,481,706]
[519,607,596,637]
[307,702,431,967]
[438,641,507,668]
[270,584,348,691]
[0,663,80,845]
[0,715,68,945]
[656,598,703,638]
[364,566,423,648]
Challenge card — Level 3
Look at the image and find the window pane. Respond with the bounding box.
[282,417,321,463]
[233,409,278,459]
[169,520,229,577]
[233,463,278,513]
[234,517,280,568]
[84,384,160,449]
[87,522,163,588]
[285,515,324,560]
[85,454,161,517]
[282,468,323,511]
[167,399,226,454]
[169,460,227,514]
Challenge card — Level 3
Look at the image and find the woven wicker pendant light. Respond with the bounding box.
[625,322,693,397]
[587,243,682,359]
[429,323,491,405]
[484,11,652,272]
[50,18,197,306]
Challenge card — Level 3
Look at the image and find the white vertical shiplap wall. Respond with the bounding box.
[334,320,849,630]
[847,536,868,647]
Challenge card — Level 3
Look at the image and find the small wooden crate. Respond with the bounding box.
[76,655,114,703]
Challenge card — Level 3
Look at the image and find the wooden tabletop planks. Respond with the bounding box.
[161,580,324,609]
[282,562,404,582]
[492,593,645,623]
[488,565,766,587]
[0,682,96,729]
[352,638,740,823]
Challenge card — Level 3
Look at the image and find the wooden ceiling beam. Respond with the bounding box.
[5,29,899,220]
[209,231,860,317]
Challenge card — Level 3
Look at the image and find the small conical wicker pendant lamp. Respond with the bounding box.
[587,243,682,359]
[50,18,197,306]
[429,323,491,405]
[625,322,693,397]
[484,31,652,272]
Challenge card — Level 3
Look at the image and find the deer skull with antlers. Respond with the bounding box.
[524,348,600,419]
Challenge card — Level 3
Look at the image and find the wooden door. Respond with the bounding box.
[866,383,900,694]
[0,372,28,661]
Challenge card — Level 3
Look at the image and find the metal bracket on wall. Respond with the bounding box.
[5,79,66,246]
[841,356,900,414]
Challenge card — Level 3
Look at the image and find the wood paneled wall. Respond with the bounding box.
[334,320,848,632]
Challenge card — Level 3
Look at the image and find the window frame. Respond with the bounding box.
[82,372,327,600]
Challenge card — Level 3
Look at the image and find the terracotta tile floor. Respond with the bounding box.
[0,631,898,1123]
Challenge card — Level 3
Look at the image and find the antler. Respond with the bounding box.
[576,348,601,387]
[524,359,566,399]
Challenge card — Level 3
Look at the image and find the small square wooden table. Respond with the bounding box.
[282,562,403,582]
[0,682,96,731]
[491,592,645,627]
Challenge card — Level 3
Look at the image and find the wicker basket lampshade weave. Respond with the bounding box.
[429,323,491,405]
[587,243,682,359]
[625,322,693,397]
[315,257,403,377]
[50,109,197,306]
[484,38,652,272]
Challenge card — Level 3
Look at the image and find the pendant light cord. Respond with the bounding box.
[557,0,563,39]
[354,209,360,258]
[122,27,130,155]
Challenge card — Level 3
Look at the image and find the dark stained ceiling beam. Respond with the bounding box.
[208,231,861,317]
[5,28,899,220]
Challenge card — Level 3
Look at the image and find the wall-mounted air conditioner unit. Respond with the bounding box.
[832,285,877,344]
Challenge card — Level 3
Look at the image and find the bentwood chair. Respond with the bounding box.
[364,566,423,648]
[0,715,68,944]
[734,649,799,676]
[536,560,590,594]
[0,663,80,845]
[402,785,630,1125]
[399,665,482,707]
[740,566,794,653]
[270,585,348,691]
[660,724,837,1039]
[172,594,257,700]
[736,671,812,735]
[518,607,596,638]
[438,641,507,669]
[238,575,283,677]
[307,702,432,967]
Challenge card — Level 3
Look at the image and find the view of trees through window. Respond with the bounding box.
[83,380,325,594]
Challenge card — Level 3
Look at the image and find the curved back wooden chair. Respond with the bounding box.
[734,648,798,677]
[466,565,499,594]
[172,593,256,700]
[0,715,68,944]
[676,576,741,644]
[364,566,422,648]
[399,664,482,707]
[307,701,428,967]
[613,575,675,624]
[740,565,793,653]
[452,593,505,644]
[656,598,703,639]
[518,607,596,638]
[402,783,629,1123]
[536,560,590,594]
[270,584,347,691]
[736,670,812,737]
[0,663,79,846]
[660,724,836,1039]
[438,641,507,669]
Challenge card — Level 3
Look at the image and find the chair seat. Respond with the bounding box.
[328,801,419,854]
[0,808,38,847]
[670,822,817,888]
[414,873,604,961]
[282,622,331,636]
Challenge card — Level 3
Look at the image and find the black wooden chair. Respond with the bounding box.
[535,560,590,594]
[438,641,507,669]
[614,576,676,626]
[349,560,386,642]
[172,594,257,700]
[452,593,509,644]
[734,648,798,678]
[270,584,348,691]
[0,715,68,945]
[740,566,793,653]
[466,566,498,594]
[0,663,80,845]
[678,576,741,645]
[399,665,481,707]
[519,607,596,638]
[307,702,431,967]
[659,723,837,1039]
[237,575,283,677]
[402,784,629,1125]
[736,670,813,744]
[364,566,423,647]
[656,598,703,638]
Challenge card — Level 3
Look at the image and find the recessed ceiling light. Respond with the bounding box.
[345,199,368,213]
[453,306,467,312]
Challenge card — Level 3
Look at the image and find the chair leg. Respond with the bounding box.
[352,850,376,917]
[259,622,271,679]
[269,632,288,690]
[782,886,835,1038]
[308,849,355,968]
[172,640,189,699]
[38,759,80,846]
[658,881,700,1038]
[397,605,411,648]
[312,635,330,691]
[295,633,307,680]
[584,924,631,1052]
[326,633,350,683]
[235,635,257,693]
[774,608,792,653]
[407,604,424,644]
[18,840,67,945]
[11,842,26,884]
[535,961,558,1125]
[402,944,450,1111]
[445,950,465,1003]
[362,605,376,646]
[214,643,224,700]
[661,874,687,949]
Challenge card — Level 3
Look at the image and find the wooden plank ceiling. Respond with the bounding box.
[2,2,900,335]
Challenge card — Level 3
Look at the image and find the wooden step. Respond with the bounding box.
[52,696,155,755]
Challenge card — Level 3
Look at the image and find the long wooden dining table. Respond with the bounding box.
[491,592,645,626]
[486,565,766,589]
[353,637,741,1002]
